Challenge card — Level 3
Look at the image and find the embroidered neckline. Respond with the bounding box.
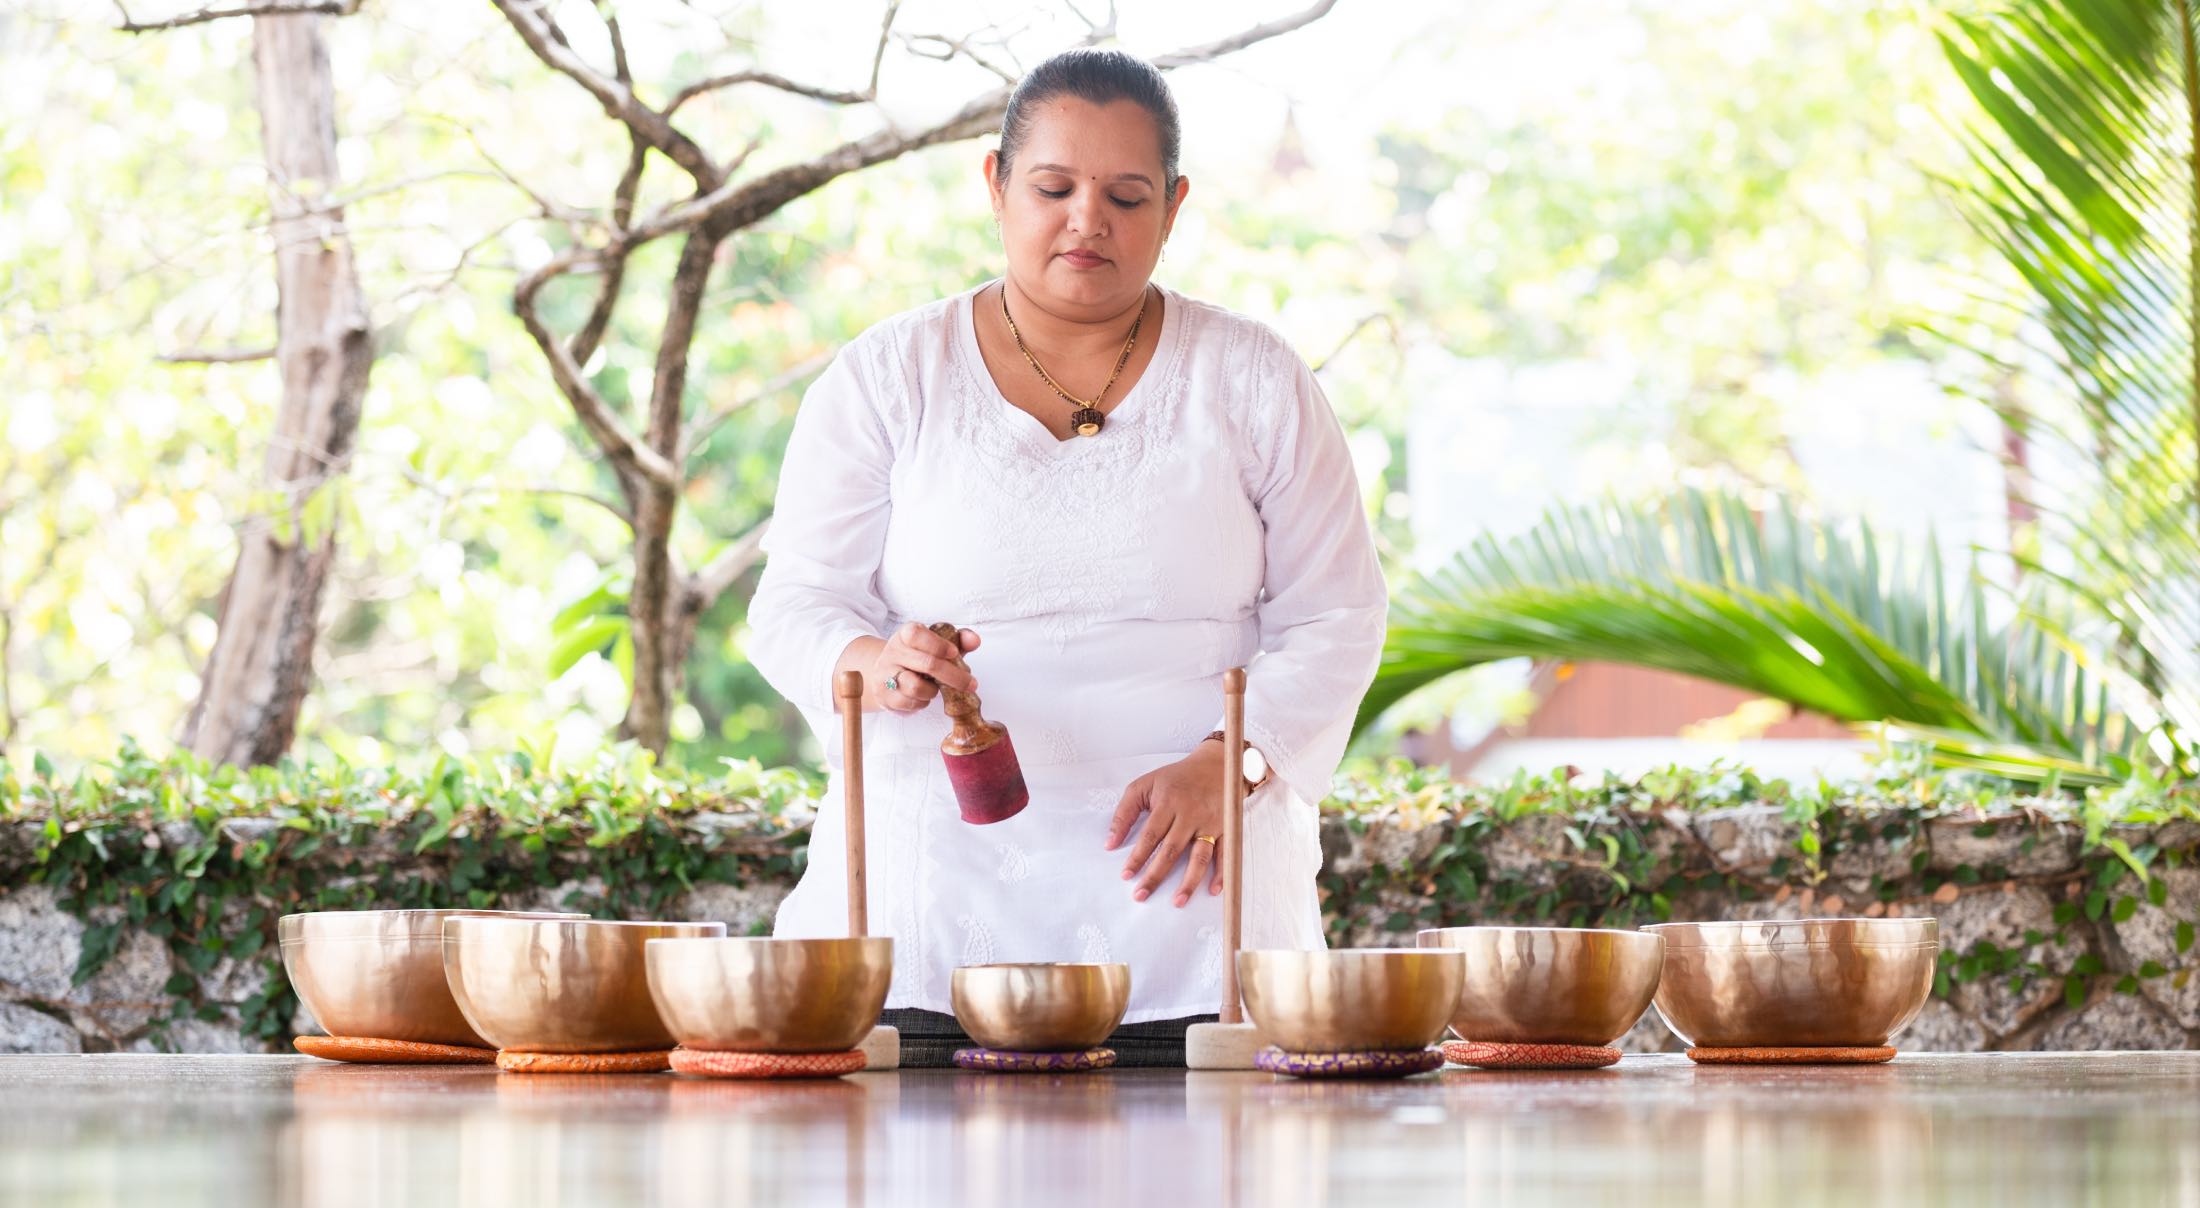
[953,281,1189,457]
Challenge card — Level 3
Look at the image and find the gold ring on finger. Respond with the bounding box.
[1193,834,1218,848]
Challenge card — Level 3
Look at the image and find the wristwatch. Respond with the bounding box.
[1203,730,1271,794]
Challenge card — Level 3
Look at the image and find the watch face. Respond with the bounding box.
[1243,745,1269,785]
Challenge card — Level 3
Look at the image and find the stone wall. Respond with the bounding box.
[3,804,2195,1053]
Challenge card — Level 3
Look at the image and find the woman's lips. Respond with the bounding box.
[1058,249,1108,268]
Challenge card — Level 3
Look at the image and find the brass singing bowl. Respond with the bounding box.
[1237,949,1464,1052]
[1644,918,1939,1048]
[645,937,893,1054]
[442,916,725,1053]
[1416,926,1665,1045]
[277,909,583,1047]
[951,963,1131,1052]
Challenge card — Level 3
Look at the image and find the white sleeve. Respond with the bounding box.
[745,346,896,731]
[1221,334,1389,808]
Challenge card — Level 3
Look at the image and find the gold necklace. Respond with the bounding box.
[1000,284,1145,437]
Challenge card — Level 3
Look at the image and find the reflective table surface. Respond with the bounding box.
[1,1053,2195,1206]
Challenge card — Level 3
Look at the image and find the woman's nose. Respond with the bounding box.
[1066,188,1108,237]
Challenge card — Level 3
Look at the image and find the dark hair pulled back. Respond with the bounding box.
[995,48,1181,197]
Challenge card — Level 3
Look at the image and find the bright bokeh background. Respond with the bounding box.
[0,0,2009,772]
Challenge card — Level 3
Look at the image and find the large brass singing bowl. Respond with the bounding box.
[1416,926,1665,1045]
[1237,949,1464,1053]
[1644,918,1939,1048]
[277,909,583,1047]
[951,963,1131,1052]
[645,937,893,1054]
[442,916,725,1053]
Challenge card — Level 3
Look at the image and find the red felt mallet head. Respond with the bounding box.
[928,621,1029,825]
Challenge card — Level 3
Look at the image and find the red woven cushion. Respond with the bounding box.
[669,1048,866,1079]
[1442,1040,1622,1070]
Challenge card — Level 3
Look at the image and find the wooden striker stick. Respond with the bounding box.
[1221,666,1247,1024]
[836,670,868,937]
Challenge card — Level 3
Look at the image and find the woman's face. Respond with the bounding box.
[985,96,1188,320]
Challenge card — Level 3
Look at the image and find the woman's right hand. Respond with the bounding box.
[866,622,981,713]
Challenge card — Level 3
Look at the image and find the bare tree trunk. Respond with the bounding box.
[183,11,372,767]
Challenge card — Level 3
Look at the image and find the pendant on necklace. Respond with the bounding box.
[1071,407,1105,437]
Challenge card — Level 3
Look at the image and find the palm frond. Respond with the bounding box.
[1360,490,2143,781]
[1937,0,2200,768]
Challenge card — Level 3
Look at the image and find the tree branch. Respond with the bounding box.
[487,0,720,188]
[667,70,876,114]
[899,30,1021,84]
[682,352,832,458]
[684,519,772,613]
[513,262,677,493]
[666,2,901,115]
[1151,0,1338,68]
[400,466,634,527]
[569,136,648,370]
[646,229,722,471]
[113,0,358,33]
[158,346,276,364]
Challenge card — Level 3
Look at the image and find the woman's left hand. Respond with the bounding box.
[1105,743,1228,908]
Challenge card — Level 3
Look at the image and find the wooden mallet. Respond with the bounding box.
[838,669,899,1070]
[1185,667,1261,1069]
[927,621,1030,825]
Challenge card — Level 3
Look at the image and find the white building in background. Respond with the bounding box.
[1401,349,2012,781]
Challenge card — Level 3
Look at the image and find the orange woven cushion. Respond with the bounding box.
[668,1048,866,1079]
[1442,1040,1621,1070]
[495,1049,673,1074]
[294,1036,495,1065]
[1687,1046,1896,1065]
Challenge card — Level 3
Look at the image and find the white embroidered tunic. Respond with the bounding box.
[747,281,1387,1022]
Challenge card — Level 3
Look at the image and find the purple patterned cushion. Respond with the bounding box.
[952,1046,1118,1072]
[1255,1046,1444,1079]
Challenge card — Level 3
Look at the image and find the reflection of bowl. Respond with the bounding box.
[1415,926,1665,1045]
[1644,918,1938,1048]
[442,917,724,1052]
[646,937,892,1053]
[278,909,583,1046]
[1236,949,1463,1052]
[950,963,1130,1051]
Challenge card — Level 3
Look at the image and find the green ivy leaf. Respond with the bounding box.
[2111,895,2138,924]
[2176,921,2195,954]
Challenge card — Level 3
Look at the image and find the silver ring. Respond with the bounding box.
[883,674,900,693]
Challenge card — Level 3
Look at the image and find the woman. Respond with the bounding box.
[747,48,1386,1066]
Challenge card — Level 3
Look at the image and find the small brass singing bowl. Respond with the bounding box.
[645,937,893,1054]
[442,916,725,1053]
[1236,949,1464,1053]
[951,963,1131,1052]
[1644,918,1939,1048]
[1416,926,1665,1045]
[278,909,584,1047]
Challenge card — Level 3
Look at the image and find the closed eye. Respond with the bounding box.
[1034,186,1148,209]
